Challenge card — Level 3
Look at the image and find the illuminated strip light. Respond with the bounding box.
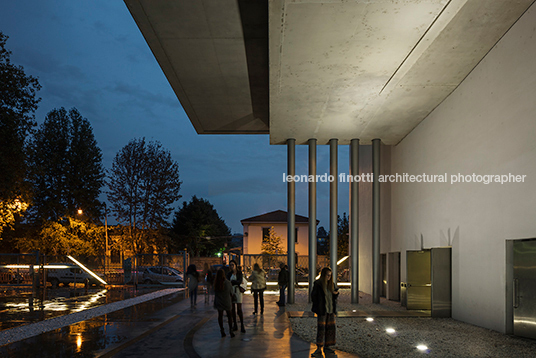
[67,255,108,285]
[296,282,352,286]
[1,264,71,269]
[316,256,351,279]
[337,256,349,265]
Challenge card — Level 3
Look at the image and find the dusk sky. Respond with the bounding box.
[2,1,353,234]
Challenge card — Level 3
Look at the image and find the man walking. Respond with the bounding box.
[276,263,289,306]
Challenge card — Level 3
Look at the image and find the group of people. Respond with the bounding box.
[185,262,339,356]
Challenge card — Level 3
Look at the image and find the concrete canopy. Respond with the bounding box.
[125,0,534,144]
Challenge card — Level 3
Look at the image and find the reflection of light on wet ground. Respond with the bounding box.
[76,334,82,352]
[0,289,108,313]
[0,287,163,331]
[0,290,187,357]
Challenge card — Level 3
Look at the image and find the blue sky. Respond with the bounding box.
[1,1,352,233]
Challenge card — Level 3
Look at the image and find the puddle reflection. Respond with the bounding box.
[0,286,165,331]
[0,291,186,357]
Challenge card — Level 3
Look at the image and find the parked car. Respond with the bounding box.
[47,263,103,287]
[142,266,184,286]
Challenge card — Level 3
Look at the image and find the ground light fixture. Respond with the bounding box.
[416,345,429,351]
[386,328,396,334]
[366,317,374,322]
[67,255,108,285]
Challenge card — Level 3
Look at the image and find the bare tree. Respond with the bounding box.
[107,138,181,253]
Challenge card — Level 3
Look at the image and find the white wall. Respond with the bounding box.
[390,4,536,332]
[243,222,310,255]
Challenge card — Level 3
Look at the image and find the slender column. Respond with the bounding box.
[350,139,359,303]
[308,139,317,301]
[372,138,381,303]
[329,139,338,285]
[287,138,296,304]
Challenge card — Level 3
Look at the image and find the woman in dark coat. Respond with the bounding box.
[310,267,339,356]
[226,260,246,333]
[214,269,234,337]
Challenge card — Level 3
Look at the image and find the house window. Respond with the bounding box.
[295,228,298,243]
[262,227,270,243]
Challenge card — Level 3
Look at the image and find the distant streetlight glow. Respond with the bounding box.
[77,208,83,215]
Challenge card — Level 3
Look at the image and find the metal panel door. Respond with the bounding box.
[513,239,536,339]
[431,247,451,317]
[407,250,431,310]
[388,252,400,301]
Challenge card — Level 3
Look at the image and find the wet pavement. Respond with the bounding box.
[0,289,358,357]
[0,289,186,357]
[0,286,164,331]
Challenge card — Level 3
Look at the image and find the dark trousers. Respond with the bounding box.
[316,314,336,347]
[190,287,197,305]
[252,289,264,313]
[278,285,287,305]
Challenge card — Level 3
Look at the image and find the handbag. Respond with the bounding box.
[239,276,247,293]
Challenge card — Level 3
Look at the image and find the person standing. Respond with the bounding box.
[213,268,235,338]
[276,263,289,307]
[203,262,214,304]
[248,263,266,315]
[310,267,339,356]
[227,260,246,333]
[186,264,200,308]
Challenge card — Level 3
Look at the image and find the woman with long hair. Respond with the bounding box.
[248,263,266,315]
[214,268,234,337]
[226,259,246,333]
[310,267,339,356]
[186,264,200,308]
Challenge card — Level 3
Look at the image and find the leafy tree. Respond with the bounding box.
[261,226,285,255]
[324,213,349,260]
[66,109,105,218]
[27,108,105,222]
[0,32,41,237]
[0,199,28,239]
[172,196,231,257]
[108,138,182,254]
[16,217,103,256]
[337,212,349,260]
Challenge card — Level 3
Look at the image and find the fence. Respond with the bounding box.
[0,252,190,286]
[0,253,40,285]
[240,254,334,283]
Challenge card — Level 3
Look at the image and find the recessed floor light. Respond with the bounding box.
[386,328,396,333]
[416,345,428,351]
[366,317,374,322]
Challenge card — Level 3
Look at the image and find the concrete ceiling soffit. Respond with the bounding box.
[269,0,535,145]
[124,0,269,134]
